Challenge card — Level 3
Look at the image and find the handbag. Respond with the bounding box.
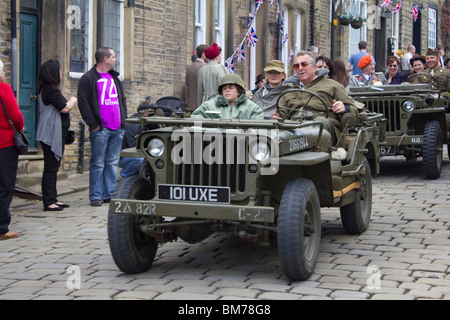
[0,96,29,154]
[66,129,76,145]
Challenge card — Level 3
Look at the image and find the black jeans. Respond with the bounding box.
[0,146,19,235]
[41,141,65,208]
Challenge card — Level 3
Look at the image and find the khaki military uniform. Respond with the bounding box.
[414,67,450,105]
[350,73,386,87]
[279,76,359,139]
[425,66,450,91]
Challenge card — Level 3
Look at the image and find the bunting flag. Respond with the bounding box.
[255,0,264,10]
[276,2,281,21]
[380,0,392,8]
[247,27,259,47]
[247,12,255,27]
[280,18,285,36]
[223,0,282,73]
[225,57,235,74]
[288,48,295,65]
[235,43,246,63]
[392,2,402,14]
[410,4,419,22]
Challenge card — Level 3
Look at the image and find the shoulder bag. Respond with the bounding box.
[0,96,29,154]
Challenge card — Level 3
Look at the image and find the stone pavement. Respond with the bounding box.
[1,156,449,300]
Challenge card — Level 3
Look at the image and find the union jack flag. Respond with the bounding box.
[269,0,275,7]
[247,27,259,47]
[410,4,419,22]
[380,0,392,8]
[235,43,246,63]
[247,12,255,27]
[225,57,235,74]
[392,2,402,14]
[255,0,264,10]
[288,48,295,65]
[283,33,289,45]
[280,18,285,36]
[276,2,281,20]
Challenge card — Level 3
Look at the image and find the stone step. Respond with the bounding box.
[16,172,69,188]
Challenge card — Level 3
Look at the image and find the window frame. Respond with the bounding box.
[68,0,94,79]
[294,10,302,57]
[194,0,207,48]
[392,8,400,54]
[215,0,226,58]
[427,7,437,49]
[348,0,368,57]
[68,0,125,79]
[102,0,125,79]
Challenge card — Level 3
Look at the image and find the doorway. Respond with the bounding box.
[19,1,40,149]
[412,12,422,55]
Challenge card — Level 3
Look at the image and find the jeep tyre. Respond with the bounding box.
[340,156,372,235]
[277,178,321,281]
[108,176,157,274]
[423,120,443,180]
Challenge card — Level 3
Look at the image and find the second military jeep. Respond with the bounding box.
[349,77,450,180]
[108,89,384,281]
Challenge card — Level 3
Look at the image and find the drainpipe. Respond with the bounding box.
[10,0,18,96]
[310,0,315,47]
[331,0,336,60]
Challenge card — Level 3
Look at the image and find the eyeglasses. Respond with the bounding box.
[388,64,398,68]
[293,61,312,69]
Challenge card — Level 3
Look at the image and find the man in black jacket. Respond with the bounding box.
[78,47,128,207]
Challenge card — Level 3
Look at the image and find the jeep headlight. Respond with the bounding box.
[402,100,415,112]
[251,142,271,162]
[148,138,165,157]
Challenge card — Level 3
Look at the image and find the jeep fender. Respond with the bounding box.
[275,152,334,207]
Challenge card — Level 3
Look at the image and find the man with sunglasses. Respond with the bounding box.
[275,51,358,143]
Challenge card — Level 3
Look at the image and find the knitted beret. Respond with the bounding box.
[358,55,373,69]
[204,43,221,60]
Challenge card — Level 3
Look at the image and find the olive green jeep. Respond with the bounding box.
[108,89,384,281]
[349,76,450,180]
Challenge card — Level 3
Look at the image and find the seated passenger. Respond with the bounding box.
[423,48,450,92]
[252,60,292,119]
[191,74,264,120]
[350,55,386,86]
[275,51,358,143]
[385,56,408,85]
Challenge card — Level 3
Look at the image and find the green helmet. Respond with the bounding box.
[218,74,246,95]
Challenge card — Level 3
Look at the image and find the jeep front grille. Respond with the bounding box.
[365,100,402,132]
[172,139,247,194]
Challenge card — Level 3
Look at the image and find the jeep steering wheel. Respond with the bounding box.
[276,88,329,120]
[407,72,440,90]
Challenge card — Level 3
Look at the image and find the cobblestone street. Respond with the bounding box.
[1,156,449,300]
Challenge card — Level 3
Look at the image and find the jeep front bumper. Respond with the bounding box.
[110,199,275,223]
[384,134,424,147]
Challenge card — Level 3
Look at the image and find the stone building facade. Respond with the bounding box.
[0,0,446,180]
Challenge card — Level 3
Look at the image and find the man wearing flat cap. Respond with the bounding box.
[422,48,450,96]
[197,43,228,104]
[252,60,292,119]
[350,55,386,86]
